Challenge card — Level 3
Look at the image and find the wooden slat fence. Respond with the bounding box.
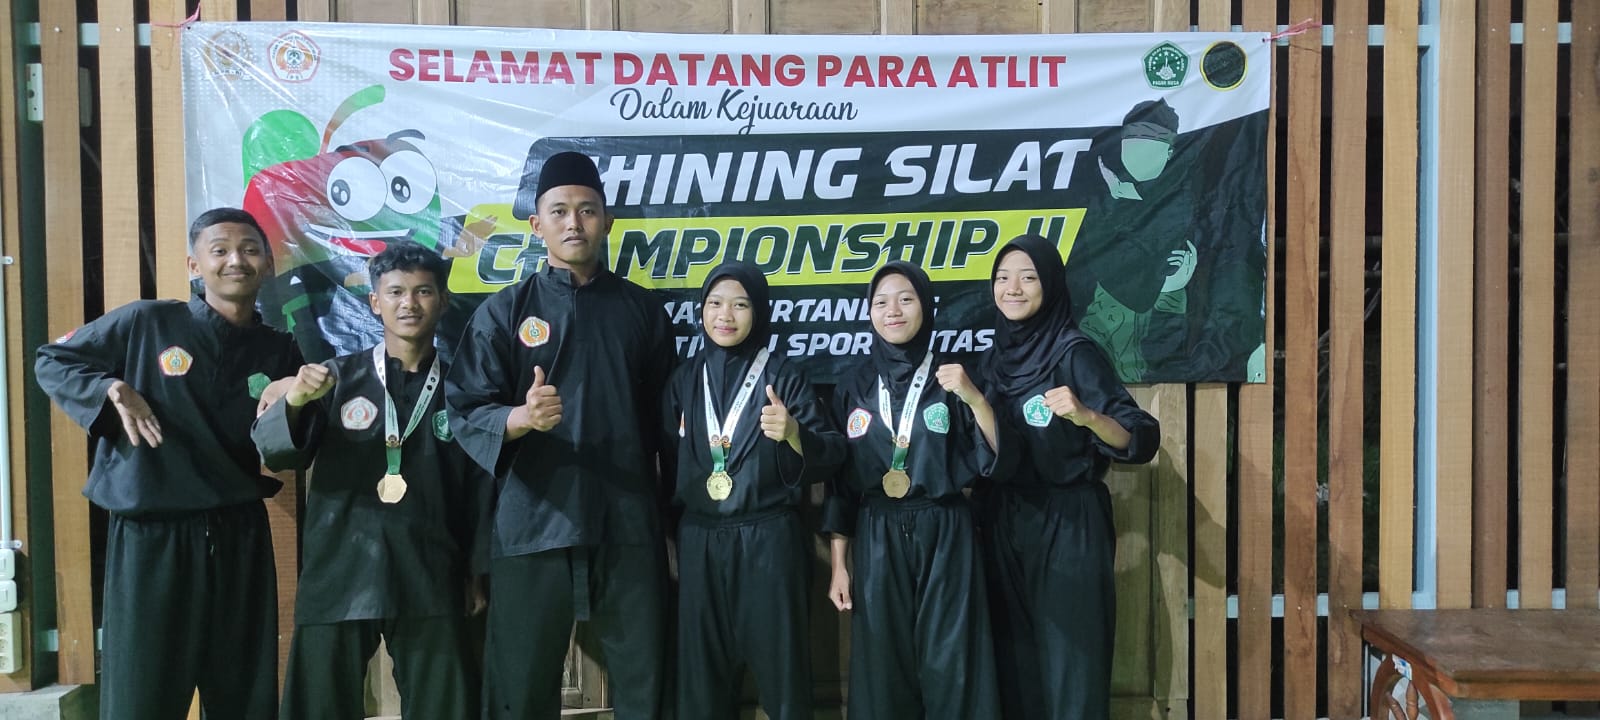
[0,3,1593,720]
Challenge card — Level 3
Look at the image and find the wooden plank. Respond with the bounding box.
[1355,610,1600,698]
[880,0,914,34]
[1471,0,1511,611]
[1568,0,1600,613]
[1237,0,1277,715]
[210,0,239,20]
[586,0,618,32]
[1150,384,1189,710]
[1075,0,1147,33]
[98,0,140,311]
[732,0,768,33]
[1325,0,1367,714]
[1184,1,1228,713]
[1281,3,1321,719]
[771,0,878,34]
[336,0,414,23]
[298,0,332,21]
[619,0,729,33]
[252,0,289,21]
[1433,0,1475,612]
[150,0,190,301]
[1379,0,1417,612]
[459,0,584,29]
[39,0,94,686]
[415,0,451,26]
[1516,0,1558,611]
[0,0,32,691]
[1040,0,1076,33]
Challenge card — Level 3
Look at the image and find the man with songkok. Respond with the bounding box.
[35,207,301,720]
[253,241,491,718]
[446,151,677,719]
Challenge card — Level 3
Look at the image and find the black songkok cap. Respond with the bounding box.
[536,151,606,204]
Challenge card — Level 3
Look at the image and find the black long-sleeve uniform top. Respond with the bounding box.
[35,296,302,515]
[661,353,844,519]
[253,348,492,625]
[820,357,1011,537]
[445,265,676,559]
[986,343,1160,488]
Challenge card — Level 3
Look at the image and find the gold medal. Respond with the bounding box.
[377,473,408,503]
[706,470,734,501]
[882,469,911,499]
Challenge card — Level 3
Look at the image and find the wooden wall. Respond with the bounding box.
[1,1,1595,718]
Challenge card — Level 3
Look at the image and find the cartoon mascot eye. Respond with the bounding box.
[379,150,438,215]
[326,156,386,222]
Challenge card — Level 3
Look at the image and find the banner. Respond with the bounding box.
[183,22,1269,383]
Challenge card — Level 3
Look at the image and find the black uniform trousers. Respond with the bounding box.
[677,509,811,720]
[101,501,277,720]
[848,496,1000,720]
[984,482,1117,720]
[484,543,668,720]
[280,615,478,720]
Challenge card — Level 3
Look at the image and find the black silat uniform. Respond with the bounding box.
[446,264,675,720]
[253,346,491,719]
[34,296,301,720]
[819,262,1007,720]
[660,263,844,720]
[981,235,1161,720]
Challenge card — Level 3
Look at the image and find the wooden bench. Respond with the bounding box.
[1355,609,1600,720]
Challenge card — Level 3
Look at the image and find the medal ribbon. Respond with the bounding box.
[371,345,442,476]
[701,348,771,474]
[876,352,934,473]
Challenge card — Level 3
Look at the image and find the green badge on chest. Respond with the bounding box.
[1023,394,1053,428]
[432,409,453,441]
[922,402,950,434]
[247,373,270,400]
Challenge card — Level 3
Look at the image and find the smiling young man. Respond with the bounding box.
[35,208,302,720]
[446,151,677,719]
[253,242,491,719]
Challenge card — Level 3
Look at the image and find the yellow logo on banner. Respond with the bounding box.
[447,204,1084,294]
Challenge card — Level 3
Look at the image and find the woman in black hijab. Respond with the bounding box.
[820,261,1007,720]
[661,261,844,720]
[982,234,1160,720]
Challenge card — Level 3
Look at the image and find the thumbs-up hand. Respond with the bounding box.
[519,365,563,432]
[759,384,798,443]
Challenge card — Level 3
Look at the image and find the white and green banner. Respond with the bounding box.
[183,22,1269,383]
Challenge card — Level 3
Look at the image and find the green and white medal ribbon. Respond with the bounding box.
[875,352,934,499]
[700,347,770,501]
[371,345,441,504]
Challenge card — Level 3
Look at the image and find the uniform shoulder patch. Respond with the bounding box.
[54,329,76,344]
[517,316,552,348]
[923,402,950,434]
[159,346,194,376]
[1022,394,1053,428]
[341,397,378,431]
[846,408,872,439]
[432,409,453,441]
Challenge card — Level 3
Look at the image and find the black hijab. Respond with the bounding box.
[698,261,772,407]
[868,261,937,393]
[991,234,1089,396]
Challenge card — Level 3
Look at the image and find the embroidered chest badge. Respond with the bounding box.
[923,402,950,434]
[846,408,871,439]
[159,346,194,376]
[341,397,378,430]
[1023,394,1053,428]
[517,316,551,348]
[432,409,453,441]
[247,373,270,400]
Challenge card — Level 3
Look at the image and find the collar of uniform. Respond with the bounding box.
[188,294,266,338]
[540,263,613,291]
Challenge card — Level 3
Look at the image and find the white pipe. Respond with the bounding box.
[0,199,14,549]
